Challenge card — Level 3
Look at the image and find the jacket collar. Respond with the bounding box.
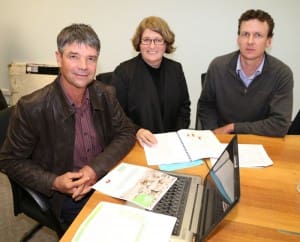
[52,77,74,121]
[52,76,104,121]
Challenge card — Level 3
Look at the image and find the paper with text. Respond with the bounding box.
[211,143,273,167]
[144,129,222,165]
[72,201,176,242]
[93,163,177,210]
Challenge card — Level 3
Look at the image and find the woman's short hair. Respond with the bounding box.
[132,16,176,54]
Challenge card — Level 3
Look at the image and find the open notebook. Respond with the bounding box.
[143,129,222,165]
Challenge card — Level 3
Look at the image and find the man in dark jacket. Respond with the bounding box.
[198,9,293,137]
[0,24,136,229]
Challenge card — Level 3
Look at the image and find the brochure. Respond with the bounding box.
[143,129,222,165]
[92,162,177,210]
[72,201,176,242]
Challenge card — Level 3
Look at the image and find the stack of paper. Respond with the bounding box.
[210,144,273,168]
[72,201,176,242]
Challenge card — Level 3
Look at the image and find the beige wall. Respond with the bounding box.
[1,0,299,126]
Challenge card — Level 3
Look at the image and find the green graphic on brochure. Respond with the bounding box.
[133,194,154,208]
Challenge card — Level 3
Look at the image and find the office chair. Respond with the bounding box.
[288,110,300,134]
[0,106,64,241]
[0,89,8,110]
[195,73,206,130]
[95,72,113,84]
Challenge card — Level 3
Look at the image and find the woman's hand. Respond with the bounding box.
[136,128,158,147]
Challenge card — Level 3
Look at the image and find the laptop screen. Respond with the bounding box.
[197,135,240,241]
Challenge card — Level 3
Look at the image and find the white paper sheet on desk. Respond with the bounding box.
[72,201,176,242]
[210,144,273,167]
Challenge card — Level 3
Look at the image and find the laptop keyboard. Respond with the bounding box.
[152,174,192,235]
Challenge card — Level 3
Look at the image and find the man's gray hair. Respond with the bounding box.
[57,23,101,54]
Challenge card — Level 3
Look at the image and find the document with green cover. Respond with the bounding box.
[72,201,176,242]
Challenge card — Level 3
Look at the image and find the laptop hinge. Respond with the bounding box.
[189,183,203,233]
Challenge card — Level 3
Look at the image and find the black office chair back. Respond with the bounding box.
[288,110,300,134]
[0,107,64,241]
[195,73,206,130]
[0,89,8,111]
[0,106,12,145]
[95,72,113,84]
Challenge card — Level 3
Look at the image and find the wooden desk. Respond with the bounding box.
[60,135,300,242]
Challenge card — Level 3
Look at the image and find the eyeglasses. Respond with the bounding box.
[140,38,165,45]
[239,31,265,40]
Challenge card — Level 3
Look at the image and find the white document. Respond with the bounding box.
[93,163,177,210]
[211,143,273,167]
[143,129,222,165]
[72,201,176,242]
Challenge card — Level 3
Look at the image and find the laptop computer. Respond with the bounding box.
[152,135,240,242]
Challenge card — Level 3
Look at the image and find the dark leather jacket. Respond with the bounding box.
[0,77,136,217]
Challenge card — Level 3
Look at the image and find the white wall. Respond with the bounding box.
[0,0,299,126]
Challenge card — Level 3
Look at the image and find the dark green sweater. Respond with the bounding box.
[199,51,293,137]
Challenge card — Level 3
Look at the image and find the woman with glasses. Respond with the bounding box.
[111,16,191,146]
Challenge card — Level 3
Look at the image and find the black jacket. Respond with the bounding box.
[112,54,191,133]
